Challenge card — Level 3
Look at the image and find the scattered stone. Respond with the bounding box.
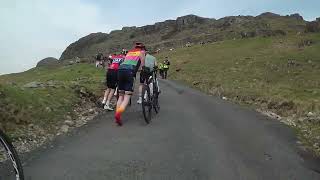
[28,123,35,129]
[23,81,43,88]
[64,120,75,127]
[287,60,301,67]
[60,125,69,133]
[47,80,57,87]
[45,107,52,112]
[259,110,282,120]
[75,57,81,63]
[82,111,89,116]
[307,112,314,117]
[89,109,94,114]
[192,81,200,86]
[298,39,313,48]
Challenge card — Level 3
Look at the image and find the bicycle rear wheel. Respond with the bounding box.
[153,84,160,114]
[142,85,152,124]
[0,130,24,180]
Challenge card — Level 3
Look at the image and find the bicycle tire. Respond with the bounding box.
[152,83,160,114]
[141,85,152,124]
[0,130,24,180]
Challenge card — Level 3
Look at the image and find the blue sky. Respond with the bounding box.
[0,0,319,75]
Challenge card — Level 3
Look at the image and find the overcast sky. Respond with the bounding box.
[1,0,319,75]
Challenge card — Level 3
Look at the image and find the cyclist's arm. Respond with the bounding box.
[154,58,158,67]
[140,51,146,67]
[137,51,146,72]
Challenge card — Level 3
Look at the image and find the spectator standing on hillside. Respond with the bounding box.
[163,57,170,79]
[95,52,104,68]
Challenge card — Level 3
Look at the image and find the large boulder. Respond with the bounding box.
[36,57,59,67]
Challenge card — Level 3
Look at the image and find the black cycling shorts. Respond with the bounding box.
[106,69,118,89]
[118,69,135,92]
[140,67,153,84]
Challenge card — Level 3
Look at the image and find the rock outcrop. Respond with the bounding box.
[59,13,308,61]
[306,21,320,32]
[36,57,59,67]
[289,13,304,21]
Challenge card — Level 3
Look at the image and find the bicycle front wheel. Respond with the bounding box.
[142,85,152,124]
[0,130,24,180]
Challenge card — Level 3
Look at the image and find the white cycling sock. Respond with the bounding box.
[102,97,107,104]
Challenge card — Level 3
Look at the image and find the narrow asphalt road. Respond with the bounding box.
[22,80,320,180]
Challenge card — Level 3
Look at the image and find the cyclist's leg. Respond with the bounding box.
[103,88,110,104]
[117,93,124,108]
[121,93,132,109]
[115,69,134,125]
[115,70,126,122]
[107,89,115,102]
[106,70,118,108]
[154,73,160,93]
[138,71,146,103]
[102,71,109,104]
[148,72,153,96]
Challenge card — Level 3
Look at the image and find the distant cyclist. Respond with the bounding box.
[137,51,158,104]
[115,42,146,126]
[163,57,170,79]
[102,53,125,110]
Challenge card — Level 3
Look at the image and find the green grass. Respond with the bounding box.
[0,64,105,139]
[156,33,320,155]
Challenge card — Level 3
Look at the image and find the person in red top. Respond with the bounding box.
[102,52,125,111]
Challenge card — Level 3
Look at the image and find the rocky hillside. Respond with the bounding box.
[60,12,308,61]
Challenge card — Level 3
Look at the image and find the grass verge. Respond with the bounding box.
[0,63,105,140]
[156,33,320,156]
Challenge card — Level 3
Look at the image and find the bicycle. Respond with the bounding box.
[141,67,160,124]
[0,129,24,180]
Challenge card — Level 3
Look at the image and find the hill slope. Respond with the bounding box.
[156,32,320,155]
[60,13,307,61]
